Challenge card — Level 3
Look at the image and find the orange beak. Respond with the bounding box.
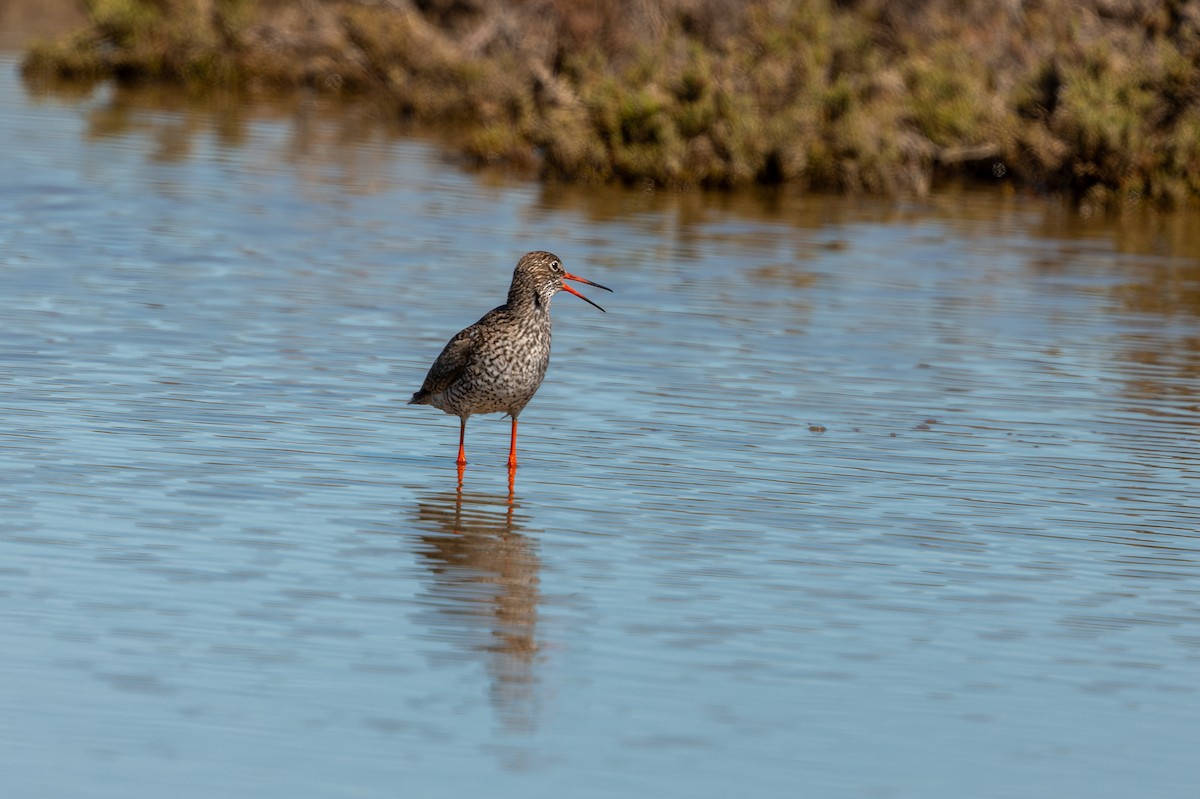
[561,271,613,312]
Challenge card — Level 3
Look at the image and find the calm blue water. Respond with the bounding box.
[2,56,1199,798]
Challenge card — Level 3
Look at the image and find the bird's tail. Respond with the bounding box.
[408,391,428,405]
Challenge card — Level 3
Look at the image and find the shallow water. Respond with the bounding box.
[2,56,1199,798]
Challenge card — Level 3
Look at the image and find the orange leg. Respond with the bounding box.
[456,416,468,466]
[507,417,519,469]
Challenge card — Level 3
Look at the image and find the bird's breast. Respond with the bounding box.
[440,318,551,416]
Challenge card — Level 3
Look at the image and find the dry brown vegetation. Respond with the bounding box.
[21,0,1200,203]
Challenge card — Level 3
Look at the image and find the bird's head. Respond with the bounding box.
[513,251,611,312]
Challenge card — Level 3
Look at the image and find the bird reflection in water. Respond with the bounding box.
[410,481,541,735]
[454,460,516,495]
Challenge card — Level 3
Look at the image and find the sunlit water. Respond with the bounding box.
[2,56,1199,798]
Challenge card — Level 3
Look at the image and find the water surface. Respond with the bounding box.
[2,57,1199,798]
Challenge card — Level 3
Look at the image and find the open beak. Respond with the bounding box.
[561,271,613,313]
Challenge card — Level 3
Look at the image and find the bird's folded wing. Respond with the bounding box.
[416,325,479,396]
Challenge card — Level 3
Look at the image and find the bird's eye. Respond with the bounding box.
[552,260,563,273]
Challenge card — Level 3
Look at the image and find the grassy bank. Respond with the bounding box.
[22,0,1200,203]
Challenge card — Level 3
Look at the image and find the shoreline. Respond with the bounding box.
[19,0,1200,206]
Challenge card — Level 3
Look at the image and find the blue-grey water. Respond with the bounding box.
[2,56,1199,798]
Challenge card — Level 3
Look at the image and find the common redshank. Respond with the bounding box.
[409,251,611,468]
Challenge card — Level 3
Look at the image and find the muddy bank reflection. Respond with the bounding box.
[409,487,541,735]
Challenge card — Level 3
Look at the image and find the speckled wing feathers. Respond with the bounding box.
[409,323,480,405]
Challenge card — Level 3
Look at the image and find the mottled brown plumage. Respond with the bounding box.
[410,251,611,467]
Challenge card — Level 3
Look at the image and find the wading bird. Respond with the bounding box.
[409,251,611,469]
